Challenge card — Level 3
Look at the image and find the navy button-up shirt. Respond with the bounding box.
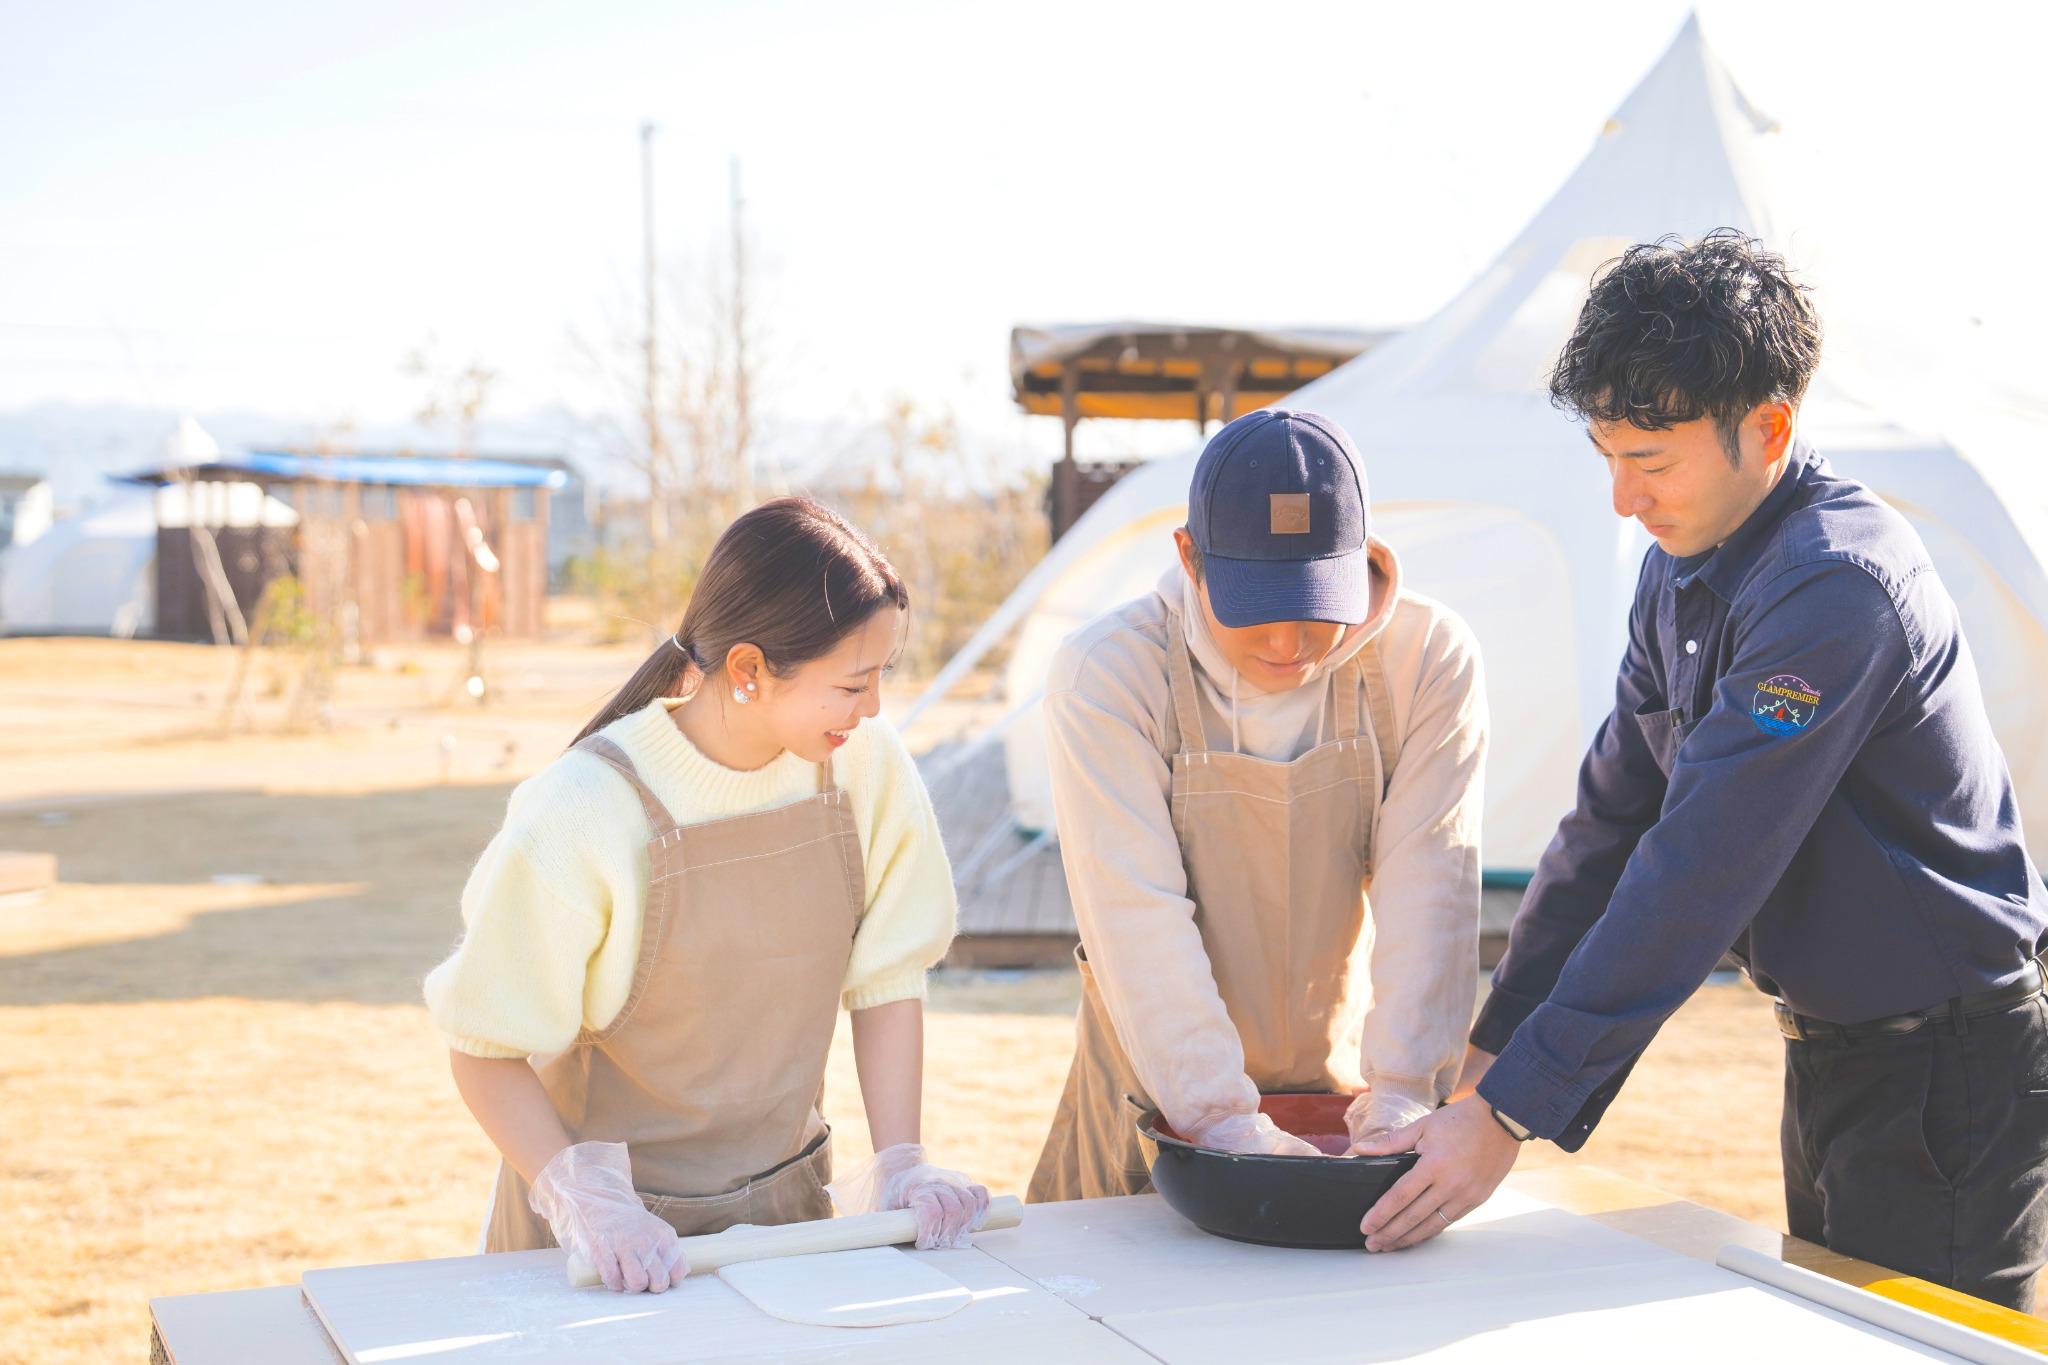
[1473,440,2046,1149]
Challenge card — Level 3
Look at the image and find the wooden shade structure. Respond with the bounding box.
[1012,322,1392,539]
[1011,322,1390,453]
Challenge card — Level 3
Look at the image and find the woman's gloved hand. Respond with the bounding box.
[529,1141,686,1293]
[1184,1110,1328,1157]
[1344,1089,1436,1154]
[827,1143,992,1249]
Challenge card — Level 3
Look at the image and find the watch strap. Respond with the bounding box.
[1490,1103,1534,1142]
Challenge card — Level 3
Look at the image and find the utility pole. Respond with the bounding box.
[729,155,754,507]
[641,120,667,547]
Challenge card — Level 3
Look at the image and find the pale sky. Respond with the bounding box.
[2,0,2042,463]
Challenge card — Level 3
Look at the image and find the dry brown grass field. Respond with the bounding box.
[2,627,1804,1363]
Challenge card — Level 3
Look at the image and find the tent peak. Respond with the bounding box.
[1669,8,1780,136]
[163,414,220,464]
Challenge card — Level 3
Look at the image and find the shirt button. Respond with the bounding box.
[1685,640,1698,655]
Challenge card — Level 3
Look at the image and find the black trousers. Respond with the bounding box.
[1781,995,2048,1312]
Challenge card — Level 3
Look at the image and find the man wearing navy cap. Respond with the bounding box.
[1029,408,1489,1200]
[1355,232,2048,1311]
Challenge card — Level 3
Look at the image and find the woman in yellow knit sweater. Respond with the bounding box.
[425,497,988,1294]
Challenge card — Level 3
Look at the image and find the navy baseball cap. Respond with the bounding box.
[1187,409,1371,628]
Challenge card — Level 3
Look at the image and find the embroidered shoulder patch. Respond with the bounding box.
[1753,674,1821,736]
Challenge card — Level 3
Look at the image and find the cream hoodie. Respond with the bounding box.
[1043,539,1487,1137]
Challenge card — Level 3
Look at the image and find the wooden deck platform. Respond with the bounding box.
[0,849,57,905]
[918,737,1076,966]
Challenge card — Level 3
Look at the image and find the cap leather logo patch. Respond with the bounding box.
[1270,493,1311,535]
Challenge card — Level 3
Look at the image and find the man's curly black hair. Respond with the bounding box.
[1548,229,1821,463]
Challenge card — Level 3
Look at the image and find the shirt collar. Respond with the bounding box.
[1686,436,1816,600]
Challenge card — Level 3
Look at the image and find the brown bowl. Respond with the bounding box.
[1139,1092,1419,1248]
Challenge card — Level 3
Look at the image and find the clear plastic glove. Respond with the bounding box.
[827,1143,991,1250]
[1184,1110,1328,1158]
[1345,1091,1435,1153]
[529,1141,686,1293]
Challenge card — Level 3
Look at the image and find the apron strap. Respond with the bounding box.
[573,734,683,833]
[1358,641,1399,800]
[1168,609,1390,772]
[1330,655,1364,742]
[1163,617,1211,757]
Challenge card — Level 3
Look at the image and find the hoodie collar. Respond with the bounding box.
[1158,538,1402,753]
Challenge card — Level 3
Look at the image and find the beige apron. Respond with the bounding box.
[486,733,865,1250]
[1028,619,1399,1201]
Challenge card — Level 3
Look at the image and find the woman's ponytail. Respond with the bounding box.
[570,633,699,747]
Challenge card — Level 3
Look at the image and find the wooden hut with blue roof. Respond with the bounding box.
[120,448,566,647]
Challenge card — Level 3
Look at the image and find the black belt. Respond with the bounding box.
[1775,961,2045,1042]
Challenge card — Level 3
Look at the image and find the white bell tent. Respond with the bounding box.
[0,417,298,637]
[912,14,2048,884]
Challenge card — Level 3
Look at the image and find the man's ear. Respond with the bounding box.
[1753,401,1796,466]
[1173,527,1199,583]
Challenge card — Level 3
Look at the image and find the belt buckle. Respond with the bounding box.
[1773,1002,1805,1041]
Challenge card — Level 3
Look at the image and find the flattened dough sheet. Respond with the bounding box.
[717,1248,973,1327]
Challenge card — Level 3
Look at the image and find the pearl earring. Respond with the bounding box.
[733,682,755,705]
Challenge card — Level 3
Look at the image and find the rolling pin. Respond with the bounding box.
[567,1194,1025,1287]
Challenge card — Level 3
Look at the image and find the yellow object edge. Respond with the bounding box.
[1861,1274,2048,1352]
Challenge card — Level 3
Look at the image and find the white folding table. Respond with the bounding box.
[149,1167,2048,1363]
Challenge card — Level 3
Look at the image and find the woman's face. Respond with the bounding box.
[753,606,904,764]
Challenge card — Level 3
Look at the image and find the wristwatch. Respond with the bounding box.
[1489,1104,1534,1142]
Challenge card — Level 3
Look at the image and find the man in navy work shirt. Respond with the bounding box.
[1355,231,2048,1310]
